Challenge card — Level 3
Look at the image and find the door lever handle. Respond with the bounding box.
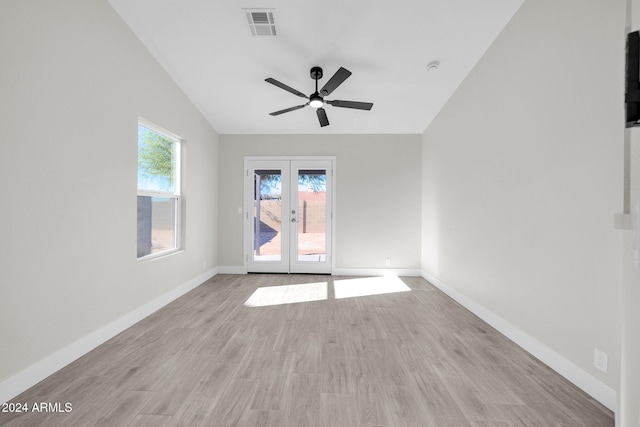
[291,218,298,223]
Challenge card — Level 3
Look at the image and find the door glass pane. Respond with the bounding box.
[297,170,326,262]
[253,170,282,261]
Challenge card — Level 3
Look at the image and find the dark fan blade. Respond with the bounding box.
[269,104,308,116]
[316,108,329,127]
[326,100,374,110]
[319,67,352,96]
[265,78,308,98]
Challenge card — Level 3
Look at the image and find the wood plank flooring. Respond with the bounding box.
[1,274,614,426]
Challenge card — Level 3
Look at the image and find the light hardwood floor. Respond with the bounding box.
[1,274,613,426]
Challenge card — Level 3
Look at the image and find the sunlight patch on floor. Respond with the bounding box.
[244,282,328,307]
[333,275,411,299]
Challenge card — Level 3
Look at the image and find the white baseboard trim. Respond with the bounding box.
[217,266,247,274]
[217,266,422,277]
[332,267,422,277]
[0,268,219,404]
[420,270,617,413]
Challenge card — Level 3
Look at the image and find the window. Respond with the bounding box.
[137,119,181,259]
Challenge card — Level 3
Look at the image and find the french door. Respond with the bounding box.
[245,158,333,274]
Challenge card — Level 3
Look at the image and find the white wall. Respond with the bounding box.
[619,2,640,425]
[0,0,219,396]
[620,136,640,424]
[422,0,624,409]
[219,134,422,272]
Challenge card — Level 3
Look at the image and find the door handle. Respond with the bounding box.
[291,218,298,223]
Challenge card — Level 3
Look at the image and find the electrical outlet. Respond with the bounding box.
[594,348,608,373]
[385,258,391,268]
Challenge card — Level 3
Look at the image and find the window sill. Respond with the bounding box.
[137,249,184,263]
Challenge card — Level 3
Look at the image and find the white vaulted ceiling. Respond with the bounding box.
[106,0,523,134]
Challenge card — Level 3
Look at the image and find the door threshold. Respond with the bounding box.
[248,272,331,275]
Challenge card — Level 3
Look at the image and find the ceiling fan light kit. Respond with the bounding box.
[265,66,374,127]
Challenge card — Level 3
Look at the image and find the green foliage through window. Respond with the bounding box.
[137,125,176,193]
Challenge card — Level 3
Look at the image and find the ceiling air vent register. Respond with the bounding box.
[244,9,276,36]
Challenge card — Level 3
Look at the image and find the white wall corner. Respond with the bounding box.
[420,270,618,413]
[0,268,218,404]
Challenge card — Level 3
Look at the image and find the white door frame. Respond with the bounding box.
[244,156,336,274]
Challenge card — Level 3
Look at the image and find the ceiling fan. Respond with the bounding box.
[265,66,373,127]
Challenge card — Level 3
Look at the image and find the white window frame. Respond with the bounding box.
[137,118,182,261]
